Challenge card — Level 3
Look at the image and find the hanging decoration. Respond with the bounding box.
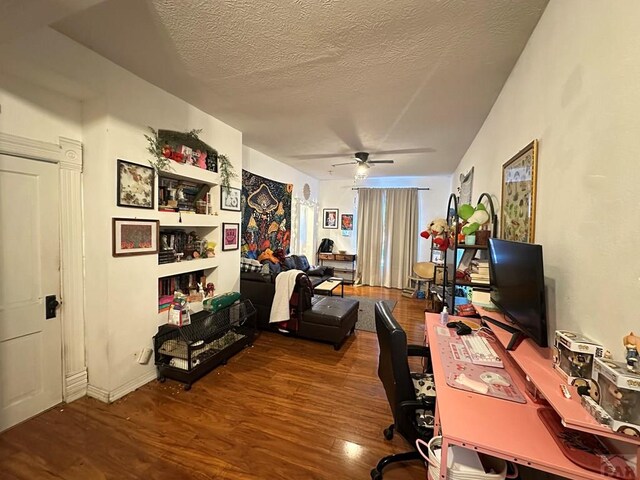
[241,170,292,259]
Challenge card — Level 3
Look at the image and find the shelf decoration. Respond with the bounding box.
[144,127,237,192]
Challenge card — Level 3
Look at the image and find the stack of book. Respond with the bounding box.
[470,260,490,285]
[158,295,174,314]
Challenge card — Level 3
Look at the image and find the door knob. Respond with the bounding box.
[45,295,60,319]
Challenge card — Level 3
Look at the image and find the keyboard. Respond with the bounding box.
[461,335,503,368]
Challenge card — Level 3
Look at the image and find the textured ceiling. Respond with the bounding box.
[53,0,548,179]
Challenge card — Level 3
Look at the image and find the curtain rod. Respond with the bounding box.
[351,187,430,191]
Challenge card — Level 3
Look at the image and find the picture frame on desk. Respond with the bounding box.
[500,140,538,243]
[112,218,159,257]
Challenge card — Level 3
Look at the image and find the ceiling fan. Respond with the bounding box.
[331,151,394,168]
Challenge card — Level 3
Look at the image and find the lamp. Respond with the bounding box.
[355,163,369,179]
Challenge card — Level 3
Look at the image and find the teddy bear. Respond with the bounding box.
[420,218,450,251]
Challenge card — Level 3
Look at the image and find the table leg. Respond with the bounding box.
[434,404,441,436]
[340,282,344,297]
[439,437,449,479]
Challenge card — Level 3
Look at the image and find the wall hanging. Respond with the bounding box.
[112,218,159,257]
[117,159,154,209]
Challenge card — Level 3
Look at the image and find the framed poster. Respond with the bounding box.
[117,159,155,209]
[222,222,240,251]
[458,167,474,205]
[340,214,353,231]
[112,218,159,257]
[323,208,338,229]
[220,186,241,211]
[500,140,538,243]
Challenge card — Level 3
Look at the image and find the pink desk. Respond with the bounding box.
[425,312,640,480]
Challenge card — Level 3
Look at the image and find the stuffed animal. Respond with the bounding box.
[458,203,490,235]
[421,218,450,251]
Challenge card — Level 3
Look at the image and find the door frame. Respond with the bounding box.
[0,132,86,403]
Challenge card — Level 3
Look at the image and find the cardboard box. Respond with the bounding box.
[591,358,640,436]
[552,330,604,384]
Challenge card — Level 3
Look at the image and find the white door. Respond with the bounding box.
[0,154,62,431]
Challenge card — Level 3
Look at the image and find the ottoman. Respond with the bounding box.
[299,297,359,350]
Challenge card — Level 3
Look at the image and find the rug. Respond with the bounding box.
[348,296,397,333]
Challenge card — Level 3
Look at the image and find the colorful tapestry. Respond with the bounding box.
[241,170,292,259]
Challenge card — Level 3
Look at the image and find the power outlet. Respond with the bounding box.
[137,347,153,365]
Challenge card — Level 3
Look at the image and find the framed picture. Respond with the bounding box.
[117,159,155,209]
[220,186,241,212]
[458,167,474,205]
[222,222,240,251]
[323,208,338,229]
[500,140,538,243]
[341,214,353,231]
[112,218,159,257]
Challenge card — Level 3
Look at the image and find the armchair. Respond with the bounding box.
[370,301,436,480]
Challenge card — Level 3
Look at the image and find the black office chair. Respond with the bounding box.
[370,301,436,480]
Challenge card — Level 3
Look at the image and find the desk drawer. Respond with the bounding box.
[318,253,334,260]
[334,254,355,261]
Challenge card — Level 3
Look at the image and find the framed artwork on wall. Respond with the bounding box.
[222,222,240,251]
[458,167,474,205]
[220,186,241,211]
[341,214,353,231]
[500,140,539,243]
[117,159,155,209]
[323,208,338,229]
[112,218,159,257]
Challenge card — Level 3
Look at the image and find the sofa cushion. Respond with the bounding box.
[306,265,328,277]
[282,256,297,271]
[292,254,311,271]
[241,257,262,273]
[263,261,282,276]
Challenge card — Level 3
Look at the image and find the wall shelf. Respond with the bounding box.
[159,162,220,185]
[158,212,220,228]
[158,257,218,277]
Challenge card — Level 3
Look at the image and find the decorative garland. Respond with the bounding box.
[144,127,237,192]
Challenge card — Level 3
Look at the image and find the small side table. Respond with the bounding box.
[313,278,344,297]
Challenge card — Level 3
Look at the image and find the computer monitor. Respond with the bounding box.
[486,238,548,349]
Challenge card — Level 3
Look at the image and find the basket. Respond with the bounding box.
[416,436,517,480]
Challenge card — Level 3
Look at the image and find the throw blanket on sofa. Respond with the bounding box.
[269,269,305,323]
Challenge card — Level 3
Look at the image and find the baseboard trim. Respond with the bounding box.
[109,371,157,403]
[86,384,110,403]
[87,371,157,404]
[64,369,88,403]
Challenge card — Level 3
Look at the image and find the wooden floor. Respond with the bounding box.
[0,286,429,480]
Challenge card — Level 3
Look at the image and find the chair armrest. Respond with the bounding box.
[407,344,430,357]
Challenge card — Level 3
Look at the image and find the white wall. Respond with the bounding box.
[453,0,640,359]
[0,29,243,398]
[318,176,452,262]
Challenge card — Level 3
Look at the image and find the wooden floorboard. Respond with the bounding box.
[0,286,429,480]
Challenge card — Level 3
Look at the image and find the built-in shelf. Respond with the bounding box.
[158,257,219,277]
[158,211,220,228]
[159,162,220,185]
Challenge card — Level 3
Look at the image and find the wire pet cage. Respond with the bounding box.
[153,299,257,390]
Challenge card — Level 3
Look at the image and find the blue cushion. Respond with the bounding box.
[292,255,310,271]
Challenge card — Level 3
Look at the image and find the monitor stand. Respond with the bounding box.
[481,316,525,351]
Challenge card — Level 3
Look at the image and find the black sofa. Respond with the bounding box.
[240,262,358,349]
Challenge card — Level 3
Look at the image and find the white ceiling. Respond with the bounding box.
[48,0,548,180]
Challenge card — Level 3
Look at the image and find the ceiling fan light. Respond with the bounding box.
[356,163,369,176]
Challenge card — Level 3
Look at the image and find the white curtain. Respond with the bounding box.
[356,188,418,289]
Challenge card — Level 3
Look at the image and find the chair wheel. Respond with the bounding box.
[158,376,166,383]
[383,427,394,440]
[370,468,382,480]
[183,384,191,391]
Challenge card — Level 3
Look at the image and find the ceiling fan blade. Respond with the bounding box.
[373,147,436,155]
[331,161,358,167]
[369,160,394,164]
